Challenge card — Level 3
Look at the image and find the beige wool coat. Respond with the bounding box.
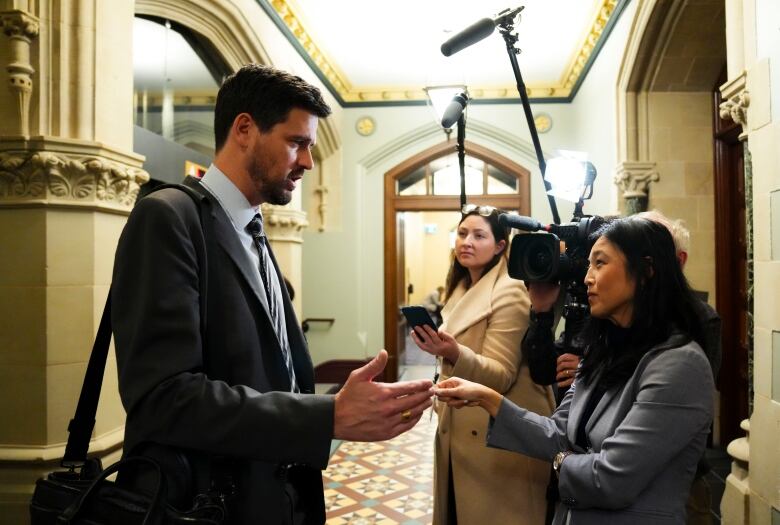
[433,257,556,525]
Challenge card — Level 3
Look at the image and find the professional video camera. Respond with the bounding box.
[500,213,604,328]
[502,215,604,283]
[498,156,605,348]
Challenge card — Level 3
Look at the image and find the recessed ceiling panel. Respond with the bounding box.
[264,0,625,103]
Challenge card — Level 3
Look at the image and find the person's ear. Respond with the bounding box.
[495,239,507,255]
[232,113,255,151]
[677,250,688,268]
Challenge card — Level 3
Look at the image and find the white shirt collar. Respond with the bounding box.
[199,164,259,229]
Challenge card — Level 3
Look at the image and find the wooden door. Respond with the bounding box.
[713,86,749,446]
[396,212,407,370]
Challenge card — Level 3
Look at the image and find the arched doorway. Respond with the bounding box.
[615,0,744,447]
[383,140,531,381]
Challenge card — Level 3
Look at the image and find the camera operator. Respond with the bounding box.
[522,235,596,405]
[523,282,582,398]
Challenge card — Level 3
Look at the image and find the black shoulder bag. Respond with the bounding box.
[29,185,226,524]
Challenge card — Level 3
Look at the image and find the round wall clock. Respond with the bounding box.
[534,113,553,134]
[355,116,376,136]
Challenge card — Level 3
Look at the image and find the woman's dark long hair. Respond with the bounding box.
[444,208,509,302]
[578,217,704,388]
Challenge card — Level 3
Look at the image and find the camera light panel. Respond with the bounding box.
[544,151,590,203]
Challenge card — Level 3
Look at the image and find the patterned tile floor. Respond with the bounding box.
[324,409,437,525]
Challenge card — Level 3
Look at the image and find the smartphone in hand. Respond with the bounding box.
[400,306,438,331]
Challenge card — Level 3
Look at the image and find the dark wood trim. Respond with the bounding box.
[314,359,373,384]
[386,140,531,190]
[712,86,748,446]
[393,195,522,212]
[384,169,398,381]
[384,140,532,382]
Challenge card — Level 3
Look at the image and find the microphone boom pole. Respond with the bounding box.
[439,8,561,225]
[457,113,467,209]
[496,16,561,224]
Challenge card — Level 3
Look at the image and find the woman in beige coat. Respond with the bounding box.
[411,205,555,524]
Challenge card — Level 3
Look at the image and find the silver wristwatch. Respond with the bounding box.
[553,451,573,477]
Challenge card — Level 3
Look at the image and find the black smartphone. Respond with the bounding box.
[401,306,438,331]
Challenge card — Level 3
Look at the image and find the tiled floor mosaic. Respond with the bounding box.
[324,410,437,525]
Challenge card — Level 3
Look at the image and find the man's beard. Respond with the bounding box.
[247,153,292,206]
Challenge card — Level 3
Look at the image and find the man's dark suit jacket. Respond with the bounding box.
[112,177,334,523]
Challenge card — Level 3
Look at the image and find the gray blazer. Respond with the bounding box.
[487,333,714,524]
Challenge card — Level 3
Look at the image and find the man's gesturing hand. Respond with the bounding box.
[333,350,434,442]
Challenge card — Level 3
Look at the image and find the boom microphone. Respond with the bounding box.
[441,18,495,57]
[441,92,469,129]
[498,213,544,232]
[440,7,525,57]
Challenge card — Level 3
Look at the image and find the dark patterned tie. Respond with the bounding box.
[246,214,298,392]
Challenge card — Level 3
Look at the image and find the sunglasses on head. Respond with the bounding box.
[461,204,498,217]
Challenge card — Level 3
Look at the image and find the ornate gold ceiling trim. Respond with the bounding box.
[267,0,620,103]
[562,0,619,89]
[268,0,354,95]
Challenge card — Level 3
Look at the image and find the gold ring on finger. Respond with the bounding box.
[401,409,412,421]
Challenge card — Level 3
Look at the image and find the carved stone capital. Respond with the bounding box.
[260,205,308,244]
[613,161,659,198]
[719,92,750,127]
[0,150,150,213]
[719,72,749,135]
[1,9,40,40]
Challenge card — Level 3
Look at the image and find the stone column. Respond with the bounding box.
[1,9,38,137]
[263,204,308,317]
[0,1,146,522]
[613,161,659,215]
[724,0,745,80]
[721,420,751,525]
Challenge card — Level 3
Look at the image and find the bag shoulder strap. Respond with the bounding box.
[62,183,209,468]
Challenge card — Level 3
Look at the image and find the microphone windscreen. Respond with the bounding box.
[441,18,495,57]
[441,93,468,129]
[498,213,543,232]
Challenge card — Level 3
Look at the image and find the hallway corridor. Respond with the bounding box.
[324,407,437,524]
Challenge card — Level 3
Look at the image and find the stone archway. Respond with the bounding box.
[614,0,747,458]
[135,0,342,163]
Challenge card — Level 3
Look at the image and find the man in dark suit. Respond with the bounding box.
[111,64,433,524]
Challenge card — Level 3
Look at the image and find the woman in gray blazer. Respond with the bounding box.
[434,217,715,524]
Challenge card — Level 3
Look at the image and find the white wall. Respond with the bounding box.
[301,0,638,365]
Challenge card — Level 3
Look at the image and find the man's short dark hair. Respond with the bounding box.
[214,64,332,151]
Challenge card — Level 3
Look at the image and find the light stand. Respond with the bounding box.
[495,11,562,225]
